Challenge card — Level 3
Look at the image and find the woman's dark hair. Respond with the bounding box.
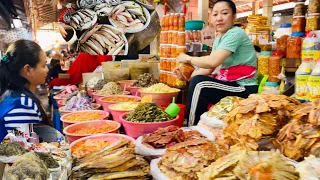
[213,0,237,15]
[0,40,49,124]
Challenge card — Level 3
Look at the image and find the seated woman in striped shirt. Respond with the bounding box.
[0,40,49,141]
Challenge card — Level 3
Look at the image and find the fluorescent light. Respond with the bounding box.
[13,19,22,28]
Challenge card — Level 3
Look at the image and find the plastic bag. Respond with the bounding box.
[49,164,62,180]
[134,126,215,156]
[0,156,19,164]
[150,157,169,180]
[198,112,226,141]
[179,63,195,80]
[207,96,243,119]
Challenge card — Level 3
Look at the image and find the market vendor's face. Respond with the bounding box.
[21,50,49,85]
[212,1,236,33]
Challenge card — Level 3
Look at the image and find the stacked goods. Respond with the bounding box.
[276,100,320,160]
[158,138,229,179]
[222,94,300,152]
[71,138,149,179]
[160,13,187,88]
[198,151,299,180]
[245,15,271,46]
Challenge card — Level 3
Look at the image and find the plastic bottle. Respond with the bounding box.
[309,59,320,101]
[295,58,313,100]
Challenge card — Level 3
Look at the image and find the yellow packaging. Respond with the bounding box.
[309,61,320,101]
[295,60,313,100]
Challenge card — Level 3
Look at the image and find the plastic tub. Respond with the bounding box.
[70,133,135,158]
[160,104,186,127]
[59,103,101,116]
[185,20,205,30]
[82,72,103,85]
[63,120,121,143]
[138,90,180,105]
[57,100,66,108]
[120,112,179,138]
[99,95,141,113]
[118,80,136,90]
[60,110,108,128]
[126,86,141,96]
[108,108,131,124]
[92,91,131,104]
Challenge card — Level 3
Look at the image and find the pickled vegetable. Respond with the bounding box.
[173,13,179,31]
[171,45,177,58]
[172,31,178,45]
[160,31,168,44]
[179,13,185,31]
[178,32,186,46]
[169,13,174,30]
[125,103,173,122]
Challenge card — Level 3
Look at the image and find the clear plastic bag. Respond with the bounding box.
[150,158,169,180]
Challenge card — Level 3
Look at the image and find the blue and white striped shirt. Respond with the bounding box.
[0,90,43,141]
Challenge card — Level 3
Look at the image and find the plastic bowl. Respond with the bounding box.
[69,133,135,159]
[185,20,205,31]
[118,80,136,90]
[127,86,141,97]
[59,103,101,116]
[57,100,66,108]
[63,120,121,143]
[108,102,140,124]
[99,95,141,113]
[60,110,108,128]
[138,90,180,105]
[120,112,179,138]
[92,91,131,104]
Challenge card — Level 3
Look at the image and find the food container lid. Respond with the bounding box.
[261,51,272,55]
[291,32,305,37]
[307,13,320,17]
[280,23,292,28]
[265,82,279,87]
[272,51,286,56]
[293,16,306,18]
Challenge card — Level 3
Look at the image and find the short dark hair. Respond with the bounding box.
[213,0,237,14]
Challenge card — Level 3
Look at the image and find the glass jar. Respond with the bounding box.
[306,13,320,32]
[286,32,304,59]
[308,0,320,13]
[179,13,185,32]
[258,51,272,75]
[160,31,168,44]
[173,13,179,31]
[168,31,173,44]
[294,2,306,16]
[178,32,186,46]
[269,51,285,82]
[177,46,187,56]
[292,16,306,32]
[171,45,177,58]
[168,13,174,30]
[276,35,289,52]
[172,31,178,45]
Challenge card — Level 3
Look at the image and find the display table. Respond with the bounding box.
[49,90,62,132]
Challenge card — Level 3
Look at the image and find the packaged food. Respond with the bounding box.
[176,46,187,56]
[163,44,171,58]
[258,51,272,75]
[175,78,186,89]
[186,30,193,43]
[160,44,165,57]
[294,2,306,16]
[306,13,320,32]
[178,13,185,31]
[173,13,179,31]
[170,45,177,58]
[292,16,306,32]
[259,44,272,51]
[162,14,169,31]
[276,35,289,52]
[159,71,168,83]
[162,59,168,71]
[179,63,195,80]
[296,58,313,100]
[268,51,285,82]
[168,31,173,44]
[308,0,320,13]
[172,31,178,45]
[286,32,304,59]
[168,13,174,30]
[192,30,198,42]
[177,32,186,46]
[160,31,168,44]
[309,59,320,101]
[166,59,172,72]
[160,58,165,70]
[129,62,149,80]
[302,35,320,61]
[171,59,176,71]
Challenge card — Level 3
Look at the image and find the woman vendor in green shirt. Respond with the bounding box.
[173,0,258,126]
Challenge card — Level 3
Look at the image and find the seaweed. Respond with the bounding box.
[125,103,172,122]
[0,142,28,156]
[35,152,59,168]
